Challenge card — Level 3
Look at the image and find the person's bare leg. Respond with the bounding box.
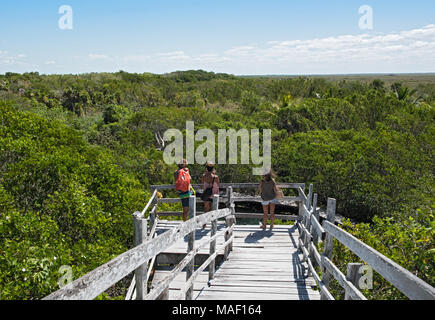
[204,201,211,212]
[269,203,275,230]
[261,205,268,229]
[202,201,211,229]
[182,206,189,222]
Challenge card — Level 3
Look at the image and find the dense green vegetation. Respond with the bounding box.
[0,70,434,299]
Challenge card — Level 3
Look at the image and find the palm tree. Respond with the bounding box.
[391,82,421,104]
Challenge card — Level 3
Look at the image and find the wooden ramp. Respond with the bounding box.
[152,221,321,300]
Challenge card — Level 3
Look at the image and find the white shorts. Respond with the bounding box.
[261,198,277,206]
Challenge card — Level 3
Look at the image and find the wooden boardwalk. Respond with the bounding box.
[43,184,435,301]
[152,221,321,300]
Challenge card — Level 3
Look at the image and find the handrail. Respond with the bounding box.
[146,223,235,300]
[141,189,158,217]
[157,196,301,204]
[297,184,435,300]
[43,196,233,300]
[323,220,435,300]
[44,182,434,301]
[125,214,160,300]
[151,182,305,191]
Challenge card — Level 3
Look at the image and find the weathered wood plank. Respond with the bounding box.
[320,198,336,300]
[232,196,300,202]
[146,226,229,300]
[197,291,319,300]
[140,189,158,217]
[323,220,435,300]
[306,256,334,300]
[202,285,320,296]
[321,255,367,300]
[186,196,196,300]
[43,207,232,300]
[208,279,318,288]
[133,213,148,300]
[209,195,219,281]
[309,242,322,268]
[310,211,325,241]
[151,183,305,191]
[212,274,308,281]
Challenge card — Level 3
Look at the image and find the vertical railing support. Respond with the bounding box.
[307,184,313,211]
[208,194,219,282]
[149,187,158,234]
[186,195,196,300]
[321,198,336,300]
[345,263,364,300]
[227,186,235,253]
[225,214,236,259]
[297,188,303,228]
[309,193,319,269]
[133,212,148,300]
[304,184,314,246]
[311,193,320,245]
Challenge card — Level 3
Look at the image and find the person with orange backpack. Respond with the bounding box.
[174,159,193,221]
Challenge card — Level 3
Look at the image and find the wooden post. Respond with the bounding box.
[149,188,158,233]
[208,195,219,282]
[345,263,364,300]
[321,198,336,300]
[311,193,319,245]
[307,184,313,211]
[297,187,304,235]
[305,185,313,246]
[224,187,233,261]
[133,212,148,300]
[308,193,319,270]
[226,186,233,208]
[225,215,236,254]
[157,285,170,300]
[186,195,196,300]
[226,186,235,252]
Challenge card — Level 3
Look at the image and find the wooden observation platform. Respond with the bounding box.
[43,183,435,301]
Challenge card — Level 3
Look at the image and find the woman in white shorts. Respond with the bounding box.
[259,170,279,231]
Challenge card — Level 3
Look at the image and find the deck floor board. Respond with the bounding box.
[151,222,321,300]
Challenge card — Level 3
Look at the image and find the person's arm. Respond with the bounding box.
[273,178,278,193]
[188,170,192,189]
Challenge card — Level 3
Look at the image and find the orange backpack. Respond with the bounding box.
[176,168,191,192]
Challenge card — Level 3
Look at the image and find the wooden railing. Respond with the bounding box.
[152,182,305,221]
[43,181,434,300]
[297,184,435,300]
[43,192,235,300]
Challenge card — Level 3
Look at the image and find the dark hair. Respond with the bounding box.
[206,166,214,172]
[177,158,188,169]
[263,170,276,182]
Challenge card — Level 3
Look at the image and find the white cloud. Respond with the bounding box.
[208,24,435,73]
[88,53,110,60]
[0,51,33,68]
[157,51,190,60]
[2,24,435,74]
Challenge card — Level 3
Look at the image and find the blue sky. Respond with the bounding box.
[1,0,434,75]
